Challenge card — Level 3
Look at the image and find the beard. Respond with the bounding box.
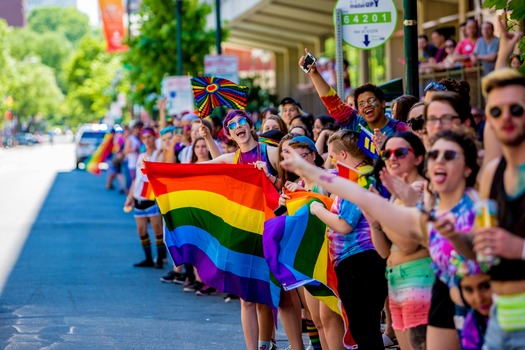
[497,126,525,147]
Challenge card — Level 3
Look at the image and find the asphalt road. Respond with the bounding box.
[0,139,294,349]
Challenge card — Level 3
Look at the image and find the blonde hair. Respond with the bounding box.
[482,68,525,98]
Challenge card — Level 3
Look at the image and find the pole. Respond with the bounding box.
[215,0,222,55]
[176,0,183,75]
[403,0,419,97]
[334,9,345,99]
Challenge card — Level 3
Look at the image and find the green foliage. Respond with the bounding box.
[0,20,14,120]
[27,6,90,45]
[482,0,525,73]
[61,33,125,126]
[8,60,64,121]
[123,0,220,111]
[239,75,278,113]
[9,28,73,92]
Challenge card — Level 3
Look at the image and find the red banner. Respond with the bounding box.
[98,0,128,53]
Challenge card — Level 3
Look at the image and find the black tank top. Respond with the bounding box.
[488,157,525,281]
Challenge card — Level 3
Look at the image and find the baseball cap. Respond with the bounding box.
[279,97,302,110]
[289,135,324,167]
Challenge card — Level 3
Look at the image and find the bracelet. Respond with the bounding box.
[272,175,279,186]
[521,240,525,260]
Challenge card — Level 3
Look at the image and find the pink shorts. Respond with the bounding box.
[386,257,435,331]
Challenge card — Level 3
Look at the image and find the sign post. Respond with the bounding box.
[335,0,397,50]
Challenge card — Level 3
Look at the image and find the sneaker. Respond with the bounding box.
[195,285,217,296]
[269,339,277,350]
[172,274,186,285]
[133,259,155,268]
[224,293,240,303]
[183,281,204,292]
[160,270,182,283]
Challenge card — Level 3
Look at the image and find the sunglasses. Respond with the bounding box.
[427,149,461,162]
[227,117,248,131]
[487,103,525,119]
[407,116,424,131]
[358,97,379,109]
[380,147,414,161]
[424,82,446,93]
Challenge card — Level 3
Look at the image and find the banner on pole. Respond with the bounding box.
[99,0,128,53]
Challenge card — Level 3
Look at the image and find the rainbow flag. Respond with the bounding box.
[263,192,355,347]
[140,181,155,200]
[144,162,281,309]
[84,132,114,175]
[358,126,379,160]
[336,162,374,189]
[263,192,335,305]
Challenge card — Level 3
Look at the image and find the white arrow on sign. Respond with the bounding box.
[334,0,398,50]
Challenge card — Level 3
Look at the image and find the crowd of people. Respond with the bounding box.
[95,15,525,350]
[418,16,523,77]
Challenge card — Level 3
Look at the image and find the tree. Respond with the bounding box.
[123,0,220,111]
[8,60,64,123]
[483,0,525,73]
[27,6,90,46]
[0,20,14,121]
[61,33,126,126]
[9,28,73,92]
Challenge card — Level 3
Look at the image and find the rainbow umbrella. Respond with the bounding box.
[191,76,249,118]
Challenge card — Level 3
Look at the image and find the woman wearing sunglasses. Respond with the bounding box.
[200,111,306,350]
[280,129,481,350]
[407,102,426,142]
[367,132,435,350]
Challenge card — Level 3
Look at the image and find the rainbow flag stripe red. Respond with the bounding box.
[144,162,281,309]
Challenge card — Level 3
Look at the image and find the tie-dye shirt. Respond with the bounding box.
[320,87,408,137]
[326,196,374,266]
[428,190,482,288]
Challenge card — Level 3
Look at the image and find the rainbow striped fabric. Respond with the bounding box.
[144,162,281,308]
[264,191,355,347]
[85,132,114,175]
[263,192,337,307]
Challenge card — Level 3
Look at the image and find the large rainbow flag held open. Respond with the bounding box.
[84,132,114,175]
[263,192,355,347]
[144,162,281,309]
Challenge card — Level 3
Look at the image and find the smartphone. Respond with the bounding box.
[174,126,183,135]
[273,205,288,216]
[301,52,317,73]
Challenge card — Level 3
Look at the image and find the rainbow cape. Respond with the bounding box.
[263,191,355,347]
[84,132,114,175]
[144,162,281,309]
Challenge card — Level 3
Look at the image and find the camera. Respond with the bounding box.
[301,52,317,73]
[174,126,183,135]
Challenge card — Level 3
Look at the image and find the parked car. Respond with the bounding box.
[75,124,108,169]
[15,132,38,146]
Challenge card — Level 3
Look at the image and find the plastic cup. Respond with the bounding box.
[474,199,498,265]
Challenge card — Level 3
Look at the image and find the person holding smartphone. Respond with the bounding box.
[298,48,408,144]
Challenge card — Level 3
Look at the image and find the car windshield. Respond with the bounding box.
[80,132,106,144]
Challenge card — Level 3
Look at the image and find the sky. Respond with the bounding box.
[76,0,100,26]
